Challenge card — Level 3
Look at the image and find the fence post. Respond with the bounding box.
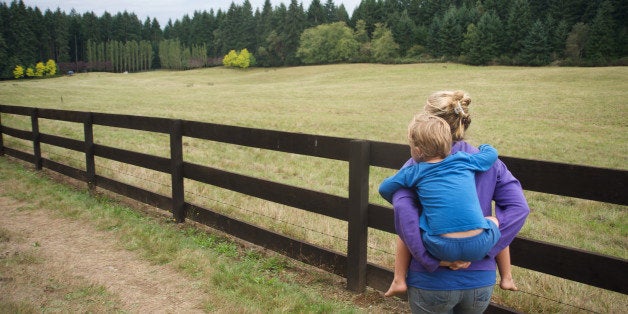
[347,139,370,292]
[84,112,96,189]
[0,110,4,156]
[31,108,42,170]
[170,119,185,223]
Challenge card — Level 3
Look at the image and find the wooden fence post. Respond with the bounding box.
[170,119,185,223]
[347,139,370,292]
[84,112,96,189]
[0,111,4,156]
[31,108,42,170]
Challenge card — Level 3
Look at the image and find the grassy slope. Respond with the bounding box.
[1,64,626,169]
[1,64,627,312]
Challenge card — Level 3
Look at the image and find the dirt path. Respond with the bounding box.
[0,195,207,313]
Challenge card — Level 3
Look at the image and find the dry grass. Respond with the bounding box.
[1,63,627,312]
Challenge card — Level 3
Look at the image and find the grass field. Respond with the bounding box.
[1,63,627,312]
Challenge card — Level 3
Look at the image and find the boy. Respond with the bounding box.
[379,113,503,296]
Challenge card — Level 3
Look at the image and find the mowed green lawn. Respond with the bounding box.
[1,63,627,312]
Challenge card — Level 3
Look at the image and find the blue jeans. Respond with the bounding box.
[407,285,493,314]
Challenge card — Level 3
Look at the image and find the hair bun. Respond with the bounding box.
[453,90,465,101]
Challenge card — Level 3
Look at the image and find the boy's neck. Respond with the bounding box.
[423,156,444,163]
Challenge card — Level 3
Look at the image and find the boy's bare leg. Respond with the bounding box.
[496,246,518,291]
[385,236,410,297]
[486,217,517,290]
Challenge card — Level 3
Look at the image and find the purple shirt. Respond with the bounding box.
[393,141,530,272]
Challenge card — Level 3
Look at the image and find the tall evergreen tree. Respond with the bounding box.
[240,0,257,52]
[583,0,617,65]
[256,0,275,58]
[7,0,38,65]
[391,10,417,55]
[100,12,113,41]
[336,4,350,24]
[546,0,588,27]
[256,3,287,66]
[215,3,239,54]
[439,6,464,58]
[410,0,449,27]
[548,17,570,61]
[519,19,552,65]
[111,11,142,42]
[0,3,9,78]
[462,11,503,65]
[82,11,102,42]
[191,11,213,51]
[282,0,306,65]
[68,10,83,68]
[351,0,382,36]
[324,0,338,23]
[506,0,532,57]
[482,0,509,20]
[307,0,326,26]
[49,8,70,63]
[427,16,442,56]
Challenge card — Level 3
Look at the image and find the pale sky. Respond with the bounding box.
[21,0,361,26]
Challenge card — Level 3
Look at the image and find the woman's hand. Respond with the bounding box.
[439,260,471,270]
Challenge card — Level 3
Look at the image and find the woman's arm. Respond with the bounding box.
[392,188,440,272]
[486,160,530,259]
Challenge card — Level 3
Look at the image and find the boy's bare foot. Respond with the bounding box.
[384,280,407,297]
[500,275,518,291]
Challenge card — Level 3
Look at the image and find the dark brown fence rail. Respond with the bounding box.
[1,105,626,313]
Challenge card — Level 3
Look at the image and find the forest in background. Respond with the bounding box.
[1,0,626,78]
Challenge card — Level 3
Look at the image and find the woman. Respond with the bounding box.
[394,90,529,313]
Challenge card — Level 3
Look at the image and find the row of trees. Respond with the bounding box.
[86,40,153,72]
[1,0,626,78]
[158,39,209,70]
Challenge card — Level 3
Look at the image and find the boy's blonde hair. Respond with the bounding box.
[424,90,472,141]
[408,113,452,159]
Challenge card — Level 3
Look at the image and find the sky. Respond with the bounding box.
[21,0,361,26]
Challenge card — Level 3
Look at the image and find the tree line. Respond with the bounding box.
[0,0,625,78]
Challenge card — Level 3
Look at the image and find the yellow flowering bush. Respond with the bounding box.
[222,50,238,67]
[13,65,24,79]
[12,59,58,79]
[222,49,254,69]
[45,59,57,76]
[35,62,45,77]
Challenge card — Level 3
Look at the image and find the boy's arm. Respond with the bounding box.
[469,144,498,171]
[378,168,410,204]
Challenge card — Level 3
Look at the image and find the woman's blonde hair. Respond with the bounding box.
[423,90,472,141]
[407,113,452,159]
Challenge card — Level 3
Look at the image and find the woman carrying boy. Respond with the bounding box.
[383,90,529,313]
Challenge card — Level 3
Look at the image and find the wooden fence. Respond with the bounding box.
[1,105,626,313]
